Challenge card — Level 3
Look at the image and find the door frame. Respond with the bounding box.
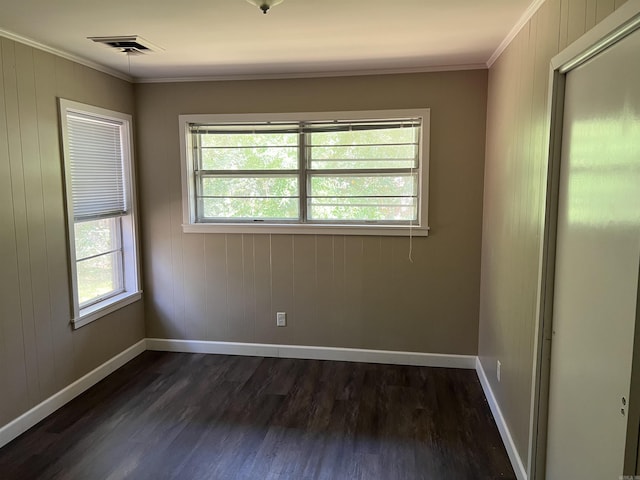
[530,2,640,479]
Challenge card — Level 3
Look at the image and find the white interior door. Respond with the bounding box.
[545,27,640,480]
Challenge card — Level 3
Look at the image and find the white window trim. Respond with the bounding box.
[59,99,142,329]
[179,109,430,236]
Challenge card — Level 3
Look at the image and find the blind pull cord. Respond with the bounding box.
[409,166,414,264]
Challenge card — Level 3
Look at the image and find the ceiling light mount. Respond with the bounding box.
[246,0,284,14]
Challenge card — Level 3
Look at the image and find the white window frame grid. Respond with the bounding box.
[59,99,142,329]
[179,109,430,236]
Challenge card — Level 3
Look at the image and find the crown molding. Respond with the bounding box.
[0,28,132,83]
[486,0,546,68]
[134,63,488,84]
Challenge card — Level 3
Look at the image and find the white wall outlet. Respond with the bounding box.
[276,312,287,327]
[497,360,502,382]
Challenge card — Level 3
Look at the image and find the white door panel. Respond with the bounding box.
[545,27,640,480]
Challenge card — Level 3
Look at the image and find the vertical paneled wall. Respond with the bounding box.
[0,37,145,427]
[479,0,628,467]
[135,71,488,355]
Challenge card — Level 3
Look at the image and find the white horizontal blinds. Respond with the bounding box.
[306,118,421,224]
[190,123,300,221]
[67,112,127,221]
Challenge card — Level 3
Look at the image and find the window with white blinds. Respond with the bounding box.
[66,113,127,220]
[180,110,430,235]
[60,99,141,329]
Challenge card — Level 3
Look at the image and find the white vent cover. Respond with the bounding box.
[88,35,162,55]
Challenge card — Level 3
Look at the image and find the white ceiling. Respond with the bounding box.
[0,0,534,82]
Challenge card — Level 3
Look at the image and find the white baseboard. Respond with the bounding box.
[476,357,527,480]
[0,339,147,449]
[145,338,477,369]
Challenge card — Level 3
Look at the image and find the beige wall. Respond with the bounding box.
[0,38,145,427]
[479,0,628,467]
[135,71,487,354]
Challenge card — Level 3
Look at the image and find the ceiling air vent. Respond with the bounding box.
[88,36,161,55]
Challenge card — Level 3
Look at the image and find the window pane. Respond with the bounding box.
[200,146,298,170]
[76,251,122,306]
[200,176,298,197]
[309,174,417,198]
[198,132,299,170]
[310,145,416,160]
[200,198,299,220]
[74,217,120,260]
[309,158,416,170]
[309,127,418,169]
[309,197,417,222]
[200,132,298,148]
[309,127,417,146]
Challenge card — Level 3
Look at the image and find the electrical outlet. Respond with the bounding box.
[276,312,287,327]
[497,360,501,382]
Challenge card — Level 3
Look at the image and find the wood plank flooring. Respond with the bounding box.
[0,352,516,479]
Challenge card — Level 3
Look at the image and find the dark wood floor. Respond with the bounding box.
[0,352,515,480]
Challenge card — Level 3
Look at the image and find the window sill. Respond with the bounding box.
[73,291,143,330]
[182,223,430,236]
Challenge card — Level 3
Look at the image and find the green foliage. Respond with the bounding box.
[310,175,415,197]
[203,198,298,220]
[75,218,117,259]
[310,127,415,146]
[74,218,121,304]
[201,132,298,170]
[310,128,417,169]
[309,197,416,221]
[201,146,298,170]
[202,176,298,197]
[76,254,119,305]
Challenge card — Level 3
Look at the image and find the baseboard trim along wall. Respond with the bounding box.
[145,338,478,369]
[0,339,147,449]
[476,357,528,480]
[0,338,524,480]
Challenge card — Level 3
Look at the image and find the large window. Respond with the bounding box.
[59,100,141,329]
[180,110,430,235]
